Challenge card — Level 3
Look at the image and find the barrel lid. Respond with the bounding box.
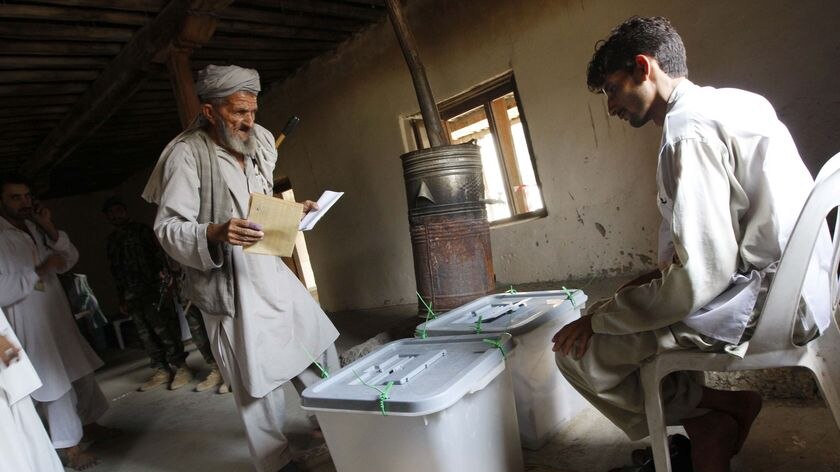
[301,334,513,416]
[417,290,587,336]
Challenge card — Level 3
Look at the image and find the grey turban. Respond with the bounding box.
[195,64,261,100]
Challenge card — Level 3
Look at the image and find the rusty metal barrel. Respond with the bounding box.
[402,143,495,312]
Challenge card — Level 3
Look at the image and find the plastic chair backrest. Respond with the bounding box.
[816,153,840,318]
[749,152,840,354]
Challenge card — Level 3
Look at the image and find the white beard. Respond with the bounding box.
[217,119,257,155]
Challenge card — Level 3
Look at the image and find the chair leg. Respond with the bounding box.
[808,334,840,434]
[641,364,672,472]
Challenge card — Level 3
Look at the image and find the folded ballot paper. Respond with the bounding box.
[299,190,343,231]
[244,191,343,257]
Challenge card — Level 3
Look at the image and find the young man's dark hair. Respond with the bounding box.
[0,172,31,193]
[586,16,688,92]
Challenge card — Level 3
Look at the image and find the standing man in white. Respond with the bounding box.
[0,173,110,470]
[143,65,339,472]
[0,306,64,472]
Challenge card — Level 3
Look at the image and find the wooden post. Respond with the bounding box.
[385,0,449,148]
[167,48,200,129]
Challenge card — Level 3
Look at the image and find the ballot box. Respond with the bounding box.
[416,290,589,449]
[301,335,523,472]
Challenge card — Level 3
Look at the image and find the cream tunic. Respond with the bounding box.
[154,140,339,398]
[591,80,832,344]
[0,217,103,402]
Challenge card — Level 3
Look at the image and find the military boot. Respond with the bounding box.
[139,368,171,392]
[195,364,223,392]
[169,365,194,390]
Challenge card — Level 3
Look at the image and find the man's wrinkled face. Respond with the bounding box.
[602,68,653,128]
[210,91,258,155]
[0,183,33,221]
[104,205,129,226]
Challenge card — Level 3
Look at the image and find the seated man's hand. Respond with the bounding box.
[207,218,264,247]
[552,316,594,359]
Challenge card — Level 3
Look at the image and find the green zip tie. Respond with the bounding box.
[415,292,437,339]
[352,370,395,416]
[297,340,329,379]
[416,292,437,319]
[483,337,507,359]
[474,315,483,334]
[561,286,577,308]
[505,285,517,294]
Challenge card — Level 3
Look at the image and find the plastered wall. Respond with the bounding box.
[256,0,840,311]
[47,0,840,315]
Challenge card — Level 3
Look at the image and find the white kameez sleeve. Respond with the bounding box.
[45,231,79,273]
[154,143,223,272]
[0,268,39,307]
[591,138,739,335]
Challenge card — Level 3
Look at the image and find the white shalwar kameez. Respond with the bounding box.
[154,135,339,472]
[0,308,64,472]
[0,217,108,448]
[557,80,832,440]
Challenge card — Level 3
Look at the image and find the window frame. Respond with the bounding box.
[410,72,547,226]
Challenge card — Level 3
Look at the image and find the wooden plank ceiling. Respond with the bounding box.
[0,0,387,197]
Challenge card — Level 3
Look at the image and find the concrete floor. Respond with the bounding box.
[82,276,840,472]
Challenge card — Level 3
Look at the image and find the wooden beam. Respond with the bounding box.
[0,56,109,69]
[215,19,350,41]
[246,0,384,22]
[205,35,337,51]
[0,70,99,83]
[0,83,89,96]
[218,7,366,32]
[19,0,167,13]
[191,48,322,61]
[0,22,135,42]
[20,0,195,179]
[0,41,124,56]
[0,4,153,26]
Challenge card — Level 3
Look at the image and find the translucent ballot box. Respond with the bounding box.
[416,290,589,449]
[301,335,523,472]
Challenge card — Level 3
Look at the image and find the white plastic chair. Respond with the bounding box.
[640,152,840,471]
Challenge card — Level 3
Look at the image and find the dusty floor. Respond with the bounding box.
[79,276,839,471]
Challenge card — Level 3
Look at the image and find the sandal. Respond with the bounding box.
[609,434,693,472]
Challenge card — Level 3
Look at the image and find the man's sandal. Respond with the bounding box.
[608,434,693,472]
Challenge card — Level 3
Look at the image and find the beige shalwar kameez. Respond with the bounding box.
[557,80,832,440]
[151,125,339,471]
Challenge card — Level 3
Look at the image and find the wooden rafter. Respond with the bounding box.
[20,0,233,185]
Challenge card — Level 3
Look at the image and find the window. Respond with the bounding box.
[409,73,546,224]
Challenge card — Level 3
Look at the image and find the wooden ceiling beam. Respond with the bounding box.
[0,83,89,96]
[0,56,109,69]
[18,0,167,14]
[0,70,100,82]
[20,0,197,180]
[191,48,316,61]
[245,0,384,22]
[218,7,365,32]
[215,20,350,41]
[0,4,154,26]
[0,22,135,42]
[205,35,337,51]
[0,41,124,56]
[5,96,78,108]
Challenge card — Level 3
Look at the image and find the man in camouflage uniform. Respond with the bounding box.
[103,196,194,391]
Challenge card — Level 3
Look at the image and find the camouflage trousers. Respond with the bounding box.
[184,304,216,366]
[125,291,187,370]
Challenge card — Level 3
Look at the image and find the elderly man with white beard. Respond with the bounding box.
[143,65,339,472]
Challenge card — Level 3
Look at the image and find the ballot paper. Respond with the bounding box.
[244,193,303,257]
[299,190,344,231]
